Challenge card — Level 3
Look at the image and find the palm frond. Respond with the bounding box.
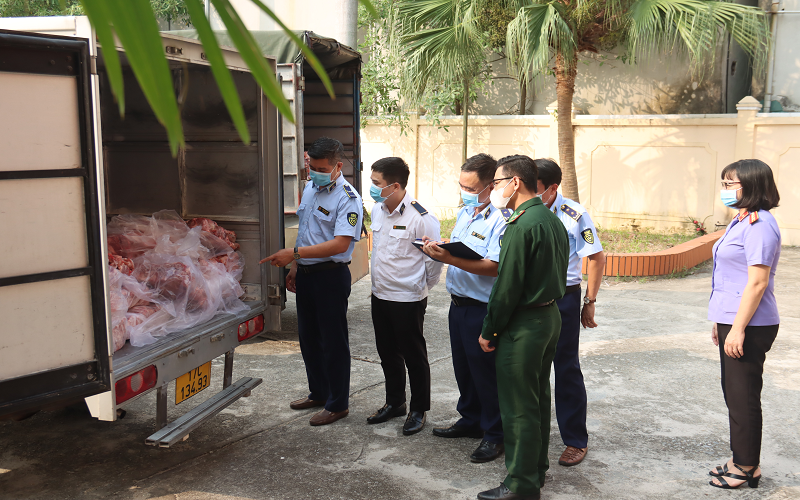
[390,0,486,106]
[505,1,576,81]
[627,0,769,79]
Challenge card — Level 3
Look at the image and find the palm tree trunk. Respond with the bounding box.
[555,52,579,202]
[519,77,527,115]
[462,79,469,165]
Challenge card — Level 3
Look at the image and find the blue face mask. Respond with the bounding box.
[309,167,337,187]
[720,188,741,208]
[460,184,490,208]
[370,183,396,203]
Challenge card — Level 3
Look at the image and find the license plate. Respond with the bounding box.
[175,361,211,405]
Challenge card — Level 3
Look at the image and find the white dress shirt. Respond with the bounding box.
[371,191,443,302]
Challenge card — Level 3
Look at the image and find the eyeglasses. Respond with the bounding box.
[721,181,741,189]
[491,177,514,188]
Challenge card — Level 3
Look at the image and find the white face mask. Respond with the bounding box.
[490,179,515,209]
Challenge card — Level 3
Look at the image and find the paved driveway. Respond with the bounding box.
[1,249,798,500]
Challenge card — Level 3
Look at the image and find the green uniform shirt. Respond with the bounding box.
[481,197,569,340]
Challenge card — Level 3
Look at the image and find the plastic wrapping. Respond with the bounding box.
[107,211,247,351]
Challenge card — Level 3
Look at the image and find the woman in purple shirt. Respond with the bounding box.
[708,159,781,489]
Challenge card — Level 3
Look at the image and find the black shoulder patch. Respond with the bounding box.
[581,228,595,244]
[561,204,581,221]
[500,208,512,220]
[342,184,356,199]
[347,212,358,227]
[411,200,428,215]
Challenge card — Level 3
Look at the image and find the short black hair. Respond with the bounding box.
[461,153,497,184]
[497,155,538,190]
[308,137,344,166]
[371,157,410,188]
[534,158,561,188]
[721,159,780,212]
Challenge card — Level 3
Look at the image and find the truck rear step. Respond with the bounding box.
[145,377,262,448]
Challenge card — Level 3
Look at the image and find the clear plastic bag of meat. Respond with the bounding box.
[108,267,157,352]
[114,212,248,347]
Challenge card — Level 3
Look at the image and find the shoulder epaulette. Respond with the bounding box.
[749,211,759,224]
[500,208,512,221]
[342,184,356,199]
[560,204,581,222]
[410,200,428,215]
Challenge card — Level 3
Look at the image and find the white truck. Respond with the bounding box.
[0,17,302,447]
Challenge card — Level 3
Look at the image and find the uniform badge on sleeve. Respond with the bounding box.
[347,212,358,227]
[581,229,594,244]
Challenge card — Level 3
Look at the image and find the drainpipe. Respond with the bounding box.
[762,1,781,113]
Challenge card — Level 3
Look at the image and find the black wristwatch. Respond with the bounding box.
[293,246,301,260]
[583,296,596,305]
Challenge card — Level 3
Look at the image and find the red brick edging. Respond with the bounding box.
[366,230,723,278]
[582,230,723,277]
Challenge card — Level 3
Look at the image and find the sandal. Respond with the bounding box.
[709,463,761,489]
[709,462,729,477]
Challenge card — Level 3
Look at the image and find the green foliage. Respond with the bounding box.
[502,0,770,86]
[0,0,83,17]
[0,0,190,24]
[476,0,514,51]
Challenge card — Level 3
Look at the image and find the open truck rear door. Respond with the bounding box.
[0,29,109,418]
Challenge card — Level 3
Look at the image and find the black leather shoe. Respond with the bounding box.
[477,483,539,500]
[432,423,484,439]
[366,403,407,424]
[470,439,505,463]
[402,411,426,435]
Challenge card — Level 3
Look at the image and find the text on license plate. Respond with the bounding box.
[175,361,211,404]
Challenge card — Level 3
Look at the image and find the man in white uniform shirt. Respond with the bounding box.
[367,157,443,435]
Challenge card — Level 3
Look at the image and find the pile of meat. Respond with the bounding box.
[107,210,248,352]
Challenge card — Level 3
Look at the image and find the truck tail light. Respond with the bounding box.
[238,314,264,342]
[115,365,158,404]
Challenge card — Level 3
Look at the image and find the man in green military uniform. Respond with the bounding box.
[477,155,569,500]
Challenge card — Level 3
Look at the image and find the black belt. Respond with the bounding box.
[297,261,350,274]
[451,295,487,307]
[565,284,581,295]
[522,299,555,309]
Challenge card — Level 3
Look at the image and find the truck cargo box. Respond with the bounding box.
[0,17,284,445]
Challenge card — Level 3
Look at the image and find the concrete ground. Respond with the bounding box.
[1,249,799,500]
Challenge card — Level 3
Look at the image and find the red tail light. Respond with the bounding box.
[115,365,158,404]
[237,314,264,342]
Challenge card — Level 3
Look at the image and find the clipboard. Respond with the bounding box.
[412,239,483,262]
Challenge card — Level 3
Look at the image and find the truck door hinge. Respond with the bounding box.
[298,76,305,92]
[90,56,97,75]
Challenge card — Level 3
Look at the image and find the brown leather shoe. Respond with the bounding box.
[289,397,325,410]
[558,446,588,466]
[309,408,349,426]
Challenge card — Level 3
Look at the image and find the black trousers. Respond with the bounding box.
[448,301,503,443]
[296,265,352,413]
[717,323,779,465]
[554,288,588,449]
[371,295,431,412]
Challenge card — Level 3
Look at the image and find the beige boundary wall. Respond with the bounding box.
[361,97,800,246]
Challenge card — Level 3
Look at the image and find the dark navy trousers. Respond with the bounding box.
[295,265,351,413]
[554,288,588,448]
[448,302,503,444]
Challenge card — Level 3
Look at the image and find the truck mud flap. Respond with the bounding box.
[145,376,262,448]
